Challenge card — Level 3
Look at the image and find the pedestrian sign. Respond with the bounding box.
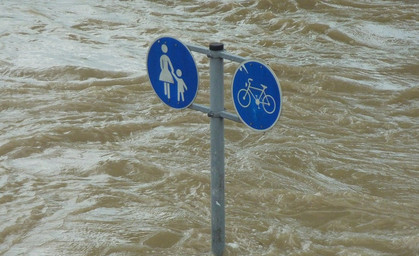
[232,60,282,131]
[147,36,199,109]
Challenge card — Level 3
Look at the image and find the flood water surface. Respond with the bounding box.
[1,1,418,255]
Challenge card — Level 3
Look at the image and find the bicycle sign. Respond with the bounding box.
[232,60,282,131]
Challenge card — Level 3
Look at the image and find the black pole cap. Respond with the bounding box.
[209,42,224,51]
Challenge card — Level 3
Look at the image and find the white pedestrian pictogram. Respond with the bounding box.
[158,44,188,102]
[159,44,174,99]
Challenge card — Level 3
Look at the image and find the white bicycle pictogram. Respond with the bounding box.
[237,78,276,114]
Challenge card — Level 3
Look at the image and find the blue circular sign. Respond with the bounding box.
[232,60,282,131]
[147,36,199,109]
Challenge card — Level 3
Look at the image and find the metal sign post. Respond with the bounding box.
[146,36,282,256]
[208,42,225,256]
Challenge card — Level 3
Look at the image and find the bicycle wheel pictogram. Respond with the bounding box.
[262,94,275,114]
[237,89,251,108]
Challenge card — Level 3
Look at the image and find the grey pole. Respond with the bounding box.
[209,42,225,256]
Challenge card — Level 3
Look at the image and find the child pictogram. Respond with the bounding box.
[174,69,187,102]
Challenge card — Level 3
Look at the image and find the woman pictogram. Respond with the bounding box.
[159,44,174,99]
